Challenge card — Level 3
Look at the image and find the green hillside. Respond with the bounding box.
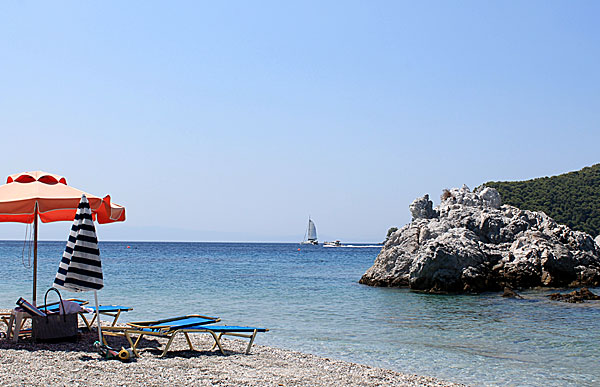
[483,164,600,237]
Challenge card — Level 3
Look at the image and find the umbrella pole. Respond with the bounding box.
[94,290,103,344]
[33,203,38,306]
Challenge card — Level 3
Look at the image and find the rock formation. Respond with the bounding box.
[502,287,523,299]
[409,194,437,220]
[360,186,600,292]
[548,288,600,303]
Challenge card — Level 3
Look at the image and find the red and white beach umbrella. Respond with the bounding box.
[0,171,125,304]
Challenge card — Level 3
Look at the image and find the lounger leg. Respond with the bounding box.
[134,333,145,349]
[208,331,225,355]
[245,330,258,354]
[183,332,194,351]
[6,314,15,341]
[1,315,9,333]
[125,332,139,357]
[111,310,122,326]
[80,314,92,331]
[210,332,224,351]
[160,332,178,358]
[12,313,23,343]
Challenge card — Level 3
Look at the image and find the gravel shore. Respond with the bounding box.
[0,310,464,386]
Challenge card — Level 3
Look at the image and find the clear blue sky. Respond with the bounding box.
[0,1,598,242]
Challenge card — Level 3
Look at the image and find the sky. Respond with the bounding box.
[0,1,599,242]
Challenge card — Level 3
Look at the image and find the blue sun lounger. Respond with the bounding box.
[40,299,87,315]
[41,300,133,328]
[101,314,221,357]
[82,305,133,327]
[128,315,221,330]
[101,315,268,357]
[126,322,267,357]
[181,325,269,355]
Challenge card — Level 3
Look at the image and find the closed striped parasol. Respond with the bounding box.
[54,194,103,291]
[54,194,105,342]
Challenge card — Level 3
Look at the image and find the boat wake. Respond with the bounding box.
[324,244,382,248]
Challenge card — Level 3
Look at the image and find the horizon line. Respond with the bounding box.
[0,239,384,244]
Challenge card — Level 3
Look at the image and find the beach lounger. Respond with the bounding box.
[103,315,268,357]
[41,301,132,328]
[179,325,269,355]
[2,311,32,340]
[101,314,220,357]
[4,298,46,342]
[39,298,89,310]
[39,299,88,318]
[81,305,133,327]
[1,312,12,329]
[0,312,27,339]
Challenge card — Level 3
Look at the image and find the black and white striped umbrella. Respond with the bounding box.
[53,194,105,343]
[54,194,103,292]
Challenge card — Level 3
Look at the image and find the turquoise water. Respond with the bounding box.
[1,241,599,386]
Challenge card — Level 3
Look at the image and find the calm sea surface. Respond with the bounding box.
[0,241,598,386]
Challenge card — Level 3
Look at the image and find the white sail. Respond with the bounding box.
[307,219,317,241]
[300,217,318,245]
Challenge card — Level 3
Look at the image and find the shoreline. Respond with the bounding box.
[0,311,463,386]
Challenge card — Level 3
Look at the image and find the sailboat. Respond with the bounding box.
[300,217,318,245]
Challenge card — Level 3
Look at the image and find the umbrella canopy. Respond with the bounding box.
[0,171,125,304]
[54,195,103,292]
[0,171,125,223]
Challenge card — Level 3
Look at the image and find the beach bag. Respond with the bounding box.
[32,288,78,342]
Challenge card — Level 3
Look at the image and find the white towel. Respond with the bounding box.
[58,301,86,315]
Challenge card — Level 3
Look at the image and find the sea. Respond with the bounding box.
[0,241,598,386]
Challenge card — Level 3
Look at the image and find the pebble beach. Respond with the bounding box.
[0,310,462,387]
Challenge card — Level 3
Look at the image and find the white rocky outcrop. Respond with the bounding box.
[409,194,437,220]
[360,186,600,292]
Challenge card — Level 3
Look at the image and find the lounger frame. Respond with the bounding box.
[81,306,134,328]
[100,315,267,357]
[102,326,266,357]
[40,300,132,329]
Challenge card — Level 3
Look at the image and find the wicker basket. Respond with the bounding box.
[32,288,78,342]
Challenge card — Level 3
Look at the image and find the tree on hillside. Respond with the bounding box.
[484,164,600,237]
